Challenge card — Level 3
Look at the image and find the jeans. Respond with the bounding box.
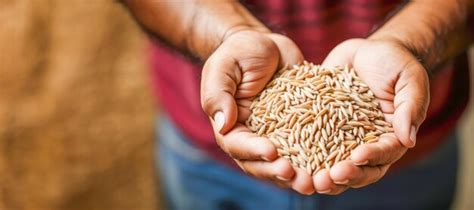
[156,116,458,210]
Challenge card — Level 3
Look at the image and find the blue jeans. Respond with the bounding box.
[156,117,458,210]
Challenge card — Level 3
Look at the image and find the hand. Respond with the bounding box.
[200,30,315,194]
[313,38,430,194]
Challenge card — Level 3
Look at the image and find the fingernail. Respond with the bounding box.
[213,111,225,132]
[276,176,290,181]
[335,179,349,185]
[354,160,368,166]
[410,125,417,145]
[317,189,331,194]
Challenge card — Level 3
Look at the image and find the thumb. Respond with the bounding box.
[201,53,240,134]
[393,62,430,148]
[266,33,304,66]
[321,39,365,68]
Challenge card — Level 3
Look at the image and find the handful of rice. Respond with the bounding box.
[246,62,393,175]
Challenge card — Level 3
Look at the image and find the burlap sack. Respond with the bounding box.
[0,1,157,209]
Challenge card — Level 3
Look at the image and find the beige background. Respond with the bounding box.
[451,48,474,210]
[0,1,472,210]
[0,1,157,210]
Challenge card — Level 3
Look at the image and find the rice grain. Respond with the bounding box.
[246,62,393,175]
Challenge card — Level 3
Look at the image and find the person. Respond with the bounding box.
[124,0,473,209]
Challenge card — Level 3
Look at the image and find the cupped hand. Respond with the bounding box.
[200,30,315,194]
[313,38,430,194]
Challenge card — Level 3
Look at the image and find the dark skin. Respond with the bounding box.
[123,0,269,59]
[124,0,473,195]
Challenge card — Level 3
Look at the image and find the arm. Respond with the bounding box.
[370,0,474,71]
[123,0,314,194]
[314,0,473,195]
[123,0,269,59]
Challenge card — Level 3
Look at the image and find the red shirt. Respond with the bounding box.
[150,0,470,169]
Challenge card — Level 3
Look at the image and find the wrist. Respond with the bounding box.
[186,2,270,60]
[194,25,270,60]
[367,33,426,68]
[367,2,435,70]
[221,25,270,43]
[368,0,469,71]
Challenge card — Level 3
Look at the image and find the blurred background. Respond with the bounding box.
[0,1,157,209]
[0,1,472,210]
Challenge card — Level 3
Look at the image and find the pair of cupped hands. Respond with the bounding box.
[200,30,429,195]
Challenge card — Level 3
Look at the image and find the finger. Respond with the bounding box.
[328,185,349,195]
[291,167,315,195]
[213,123,277,161]
[201,52,241,134]
[350,133,407,166]
[266,33,304,66]
[234,159,290,189]
[321,39,366,68]
[383,113,394,124]
[378,98,395,114]
[313,169,348,195]
[329,161,390,188]
[393,60,430,148]
[236,98,253,122]
[239,158,295,182]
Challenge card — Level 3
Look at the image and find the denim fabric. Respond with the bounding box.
[156,117,458,210]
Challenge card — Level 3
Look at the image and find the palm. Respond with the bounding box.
[352,42,407,121]
[201,31,315,195]
[323,39,429,135]
[312,38,430,194]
